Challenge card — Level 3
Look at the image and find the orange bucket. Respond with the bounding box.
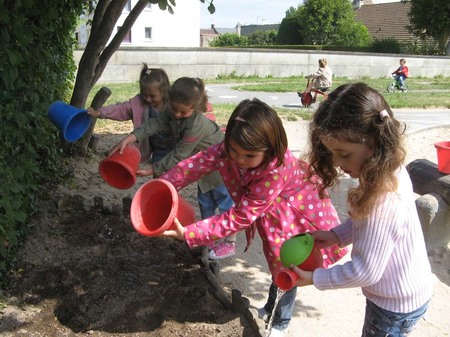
[275,268,299,291]
[434,141,450,174]
[130,179,196,237]
[98,145,141,189]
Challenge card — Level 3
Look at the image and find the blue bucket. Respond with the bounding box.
[47,101,91,142]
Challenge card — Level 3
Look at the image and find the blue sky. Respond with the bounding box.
[200,0,302,28]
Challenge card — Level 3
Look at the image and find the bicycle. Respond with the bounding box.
[387,76,408,93]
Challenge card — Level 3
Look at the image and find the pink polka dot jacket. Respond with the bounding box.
[161,142,349,278]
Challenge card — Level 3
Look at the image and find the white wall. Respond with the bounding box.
[74,48,450,82]
[77,0,200,48]
[115,0,200,47]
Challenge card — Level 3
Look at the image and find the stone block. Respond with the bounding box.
[406,159,450,204]
[415,193,450,251]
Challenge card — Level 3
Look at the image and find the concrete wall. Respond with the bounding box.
[74,48,450,83]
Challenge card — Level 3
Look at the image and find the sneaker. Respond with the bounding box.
[257,307,270,322]
[268,327,286,337]
[208,242,235,260]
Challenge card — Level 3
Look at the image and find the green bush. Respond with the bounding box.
[370,37,404,54]
[0,0,85,279]
[248,30,277,45]
[210,33,249,47]
[277,17,304,45]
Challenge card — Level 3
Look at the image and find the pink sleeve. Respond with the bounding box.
[98,95,142,122]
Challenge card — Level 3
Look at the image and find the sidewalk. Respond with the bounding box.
[218,121,450,337]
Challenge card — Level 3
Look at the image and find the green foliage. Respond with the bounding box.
[210,33,249,47]
[370,38,404,54]
[0,0,86,279]
[247,30,277,46]
[404,0,450,54]
[298,0,371,47]
[277,17,304,45]
[402,39,442,56]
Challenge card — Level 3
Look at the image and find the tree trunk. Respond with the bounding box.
[76,86,112,155]
[65,0,147,155]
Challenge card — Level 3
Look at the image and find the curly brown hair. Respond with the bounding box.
[307,82,406,219]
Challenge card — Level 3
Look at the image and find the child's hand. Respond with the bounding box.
[87,107,100,118]
[310,230,340,249]
[137,167,154,177]
[110,134,137,155]
[290,265,314,286]
[161,217,186,241]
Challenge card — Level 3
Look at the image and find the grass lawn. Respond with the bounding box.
[89,76,450,127]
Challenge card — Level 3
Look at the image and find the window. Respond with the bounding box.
[118,26,131,43]
[146,3,152,10]
[124,1,131,11]
[145,27,152,40]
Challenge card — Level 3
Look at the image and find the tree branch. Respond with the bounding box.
[91,0,150,86]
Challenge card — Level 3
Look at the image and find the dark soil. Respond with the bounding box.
[0,189,259,337]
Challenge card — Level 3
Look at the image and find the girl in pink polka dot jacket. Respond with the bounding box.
[160,98,348,334]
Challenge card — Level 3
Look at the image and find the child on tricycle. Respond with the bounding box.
[298,58,333,107]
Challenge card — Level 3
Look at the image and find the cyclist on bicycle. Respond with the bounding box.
[392,58,409,90]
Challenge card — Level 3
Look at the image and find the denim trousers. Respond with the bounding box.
[197,184,234,219]
[362,299,430,337]
[263,282,297,331]
[395,74,406,87]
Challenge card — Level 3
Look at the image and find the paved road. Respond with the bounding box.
[205,83,450,134]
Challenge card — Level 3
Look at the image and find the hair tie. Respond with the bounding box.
[379,109,389,120]
[235,116,246,122]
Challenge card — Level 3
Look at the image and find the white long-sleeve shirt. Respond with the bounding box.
[313,166,433,313]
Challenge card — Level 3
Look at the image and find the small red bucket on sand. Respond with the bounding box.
[434,141,450,174]
[98,145,141,189]
[130,179,196,237]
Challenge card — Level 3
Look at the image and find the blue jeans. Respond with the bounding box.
[362,299,430,337]
[395,74,406,87]
[263,282,297,331]
[197,184,234,219]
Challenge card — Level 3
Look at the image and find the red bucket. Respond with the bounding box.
[130,179,196,237]
[98,145,141,189]
[276,233,324,290]
[434,141,450,174]
[275,268,299,291]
